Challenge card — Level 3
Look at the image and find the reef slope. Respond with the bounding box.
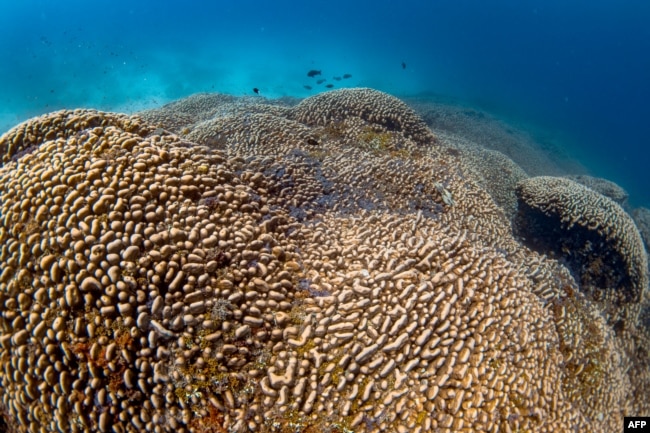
[0,89,648,433]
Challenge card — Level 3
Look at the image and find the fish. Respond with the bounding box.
[316,79,326,84]
[402,61,406,69]
[253,88,260,94]
[303,85,313,90]
[307,70,322,77]
[434,181,454,207]
[325,84,334,88]
[342,74,352,79]
[333,76,342,81]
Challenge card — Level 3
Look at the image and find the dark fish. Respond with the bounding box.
[303,85,313,90]
[307,69,322,77]
[306,138,319,146]
[401,61,406,69]
[342,74,352,79]
[325,84,334,88]
[253,88,260,94]
[316,79,326,84]
[333,76,342,81]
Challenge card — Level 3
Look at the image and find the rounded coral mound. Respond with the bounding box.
[436,131,528,219]
[0,92,649,433]
[186,112,320,155]
[515,176,648,313]
[289,88,437,147]
[564,174,630,208]
[0,109,150,166]
[138,93,293,136]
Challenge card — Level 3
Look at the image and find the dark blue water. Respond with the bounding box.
[1,0,649,206]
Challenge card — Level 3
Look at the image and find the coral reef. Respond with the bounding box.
[564,174,630,208]
[515,176,648,322]
[139,94,294,136]
[434,131,528,219]
[404,97,587,177]
[185,112,319,155]
[289,88,437,147]
[632,207,650,252]
[0,109,150,166]
[0,90,648,433]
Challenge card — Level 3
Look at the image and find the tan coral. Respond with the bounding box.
[515,176,649,317]
[0,91,648,433]
[0,111,291,433]
[261,211,578,433]
[565,174,630,207]
[550,281,634,430]
[186,112,320,156]
[289,88,437,147]
[139,93,293,135]
[0,108,150,166]
[436,131,528,219]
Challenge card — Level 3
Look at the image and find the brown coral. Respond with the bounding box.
[515,176,648,315]
[565,174,630,208]
[289,88,437,147]
[0,108,151,166]
[551,289,630,431]
[435,131,528,219]
[185,112,319,155]
[138,93,293,135]
[0,91,648,433]
[632,207,650,251]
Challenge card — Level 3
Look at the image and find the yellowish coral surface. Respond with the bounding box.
[0,89,648,433]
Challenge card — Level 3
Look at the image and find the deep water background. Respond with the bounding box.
[1,0,649,206]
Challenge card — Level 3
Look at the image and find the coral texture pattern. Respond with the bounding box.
[0,89,648,433]
[515,176,648,310]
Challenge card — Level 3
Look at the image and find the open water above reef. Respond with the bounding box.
[1,0,649,206]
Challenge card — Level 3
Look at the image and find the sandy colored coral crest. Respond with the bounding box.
[0,89,648,433]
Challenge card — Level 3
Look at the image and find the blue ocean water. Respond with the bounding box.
[1,0,649,206]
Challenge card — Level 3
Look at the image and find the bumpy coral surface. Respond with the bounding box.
[289,88,437,147]
[515,176,648,311]
[632,207,650,251]
[139,94,294,137]
[565,174,630,208]
[0,109,150,166]
[434,131,528,220]
[0,89,648,433]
